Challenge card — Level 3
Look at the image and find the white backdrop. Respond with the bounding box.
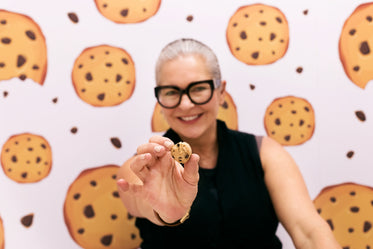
[0,0,372,248]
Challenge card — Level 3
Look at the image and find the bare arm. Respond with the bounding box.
[259,136,341,249]
[116,136,200,225]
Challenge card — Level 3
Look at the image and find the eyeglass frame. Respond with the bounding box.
[154,79,221,109]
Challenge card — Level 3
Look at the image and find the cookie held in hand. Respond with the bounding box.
[171,142,192,164]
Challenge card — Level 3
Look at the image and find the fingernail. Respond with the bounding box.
[140,154,146,159]
[155,146,162,152]
[164,141,172,148]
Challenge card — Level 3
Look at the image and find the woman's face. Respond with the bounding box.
[158,54,225,141]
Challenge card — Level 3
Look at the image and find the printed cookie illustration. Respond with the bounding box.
[94,0,161,24]
[226,4,289,65]
[72,45,136,107]
[0,216,4,249]
[314,182,373,249]
[151,91,238,132]
[339,2,373,89]
[64,165,142,249]
[171,142,192,164]
[0,10,47,85]
[217,92,238,130]
[1,133,52,183]
[264,96,315,146]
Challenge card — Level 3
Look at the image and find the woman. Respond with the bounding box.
[116,38,341,249]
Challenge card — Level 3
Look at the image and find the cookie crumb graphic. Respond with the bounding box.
[3,91,8,97]
[52,97,58,103]
[296,67,303,73]
[68,12,79,23]
[355,110,366,122]
[303,9,308,15]
[186,15,193,22]
[171,142,192,164]
[70,127,78,134]
[249,84,255,90]
[21,213,34,228]
[110,137,122,149]
[346,151,354,158]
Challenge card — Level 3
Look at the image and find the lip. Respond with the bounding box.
[177,114,202,123]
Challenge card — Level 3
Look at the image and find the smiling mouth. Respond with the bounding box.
[179,114,201,121]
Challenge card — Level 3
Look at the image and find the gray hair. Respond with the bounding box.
[155,38,222,86]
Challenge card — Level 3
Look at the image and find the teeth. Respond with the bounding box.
[181,115,198,121]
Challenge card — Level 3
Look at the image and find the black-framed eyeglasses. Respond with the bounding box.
[154,79,220,109]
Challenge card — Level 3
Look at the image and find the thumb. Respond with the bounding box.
[182,153,200,186]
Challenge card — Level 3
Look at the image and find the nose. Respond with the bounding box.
[178,92,194,109]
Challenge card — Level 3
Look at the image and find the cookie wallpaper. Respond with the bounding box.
[0,0,372,248]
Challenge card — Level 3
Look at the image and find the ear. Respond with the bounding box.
[218,80,226,106]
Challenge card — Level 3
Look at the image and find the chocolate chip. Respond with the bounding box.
[128,213,134,220]
[364,221,372,232]
[25,30,36,40]
[67,12,79,23]
[251,52,259,59]
[52,97,58,103]
[270,33,276,41]
[0,62,4,68]
[3,91,8,97]
[367,16,373,22]
[303,10,308,15]
[349,29,356,36]
[299,120,304,126]
[111,214,117,220]
[11,155,17,163]
[221,101,228,109]
[90,180,97,187]
[19,74,27,81]
[240,31,247,40]
[78,228,84,234]
[112,174,117,180]
[116,74,122,82]
[110,137,122,148]
[36,157,41,163]
[73,193,81,200]
[275,118,281,125]
[113,191,119,198]
[346,151,354,158]
[131,233,137,240]
[85,72,93,81]
[101,235,113,246]
[360,41,370,55]
[32,65,39,70]
[275,17,282,23]
[350,191,356,196]
[348,227,354,233]
[249,84,255,90]
[304,106,310,112]
[17,55,26,67]
[71,127,78,134]
[186,15,193,22]
[21,172,27,178]
[122,58,128,64]
[326,219,334,230]
[97,93,105,101]
[0,20,6,25]
[296,67,303,73]
[21,214,34,227]
[1,37,11,44]
[259,21,266,26]
[317,208,321,214]
[284,135,291,141]
[330,197,336,202]
[84,205,95,218]
[355,111,366,121]
[120,9,129,17]
[105,62,112,67]
[353,66,360,71]
[350,206,359,213]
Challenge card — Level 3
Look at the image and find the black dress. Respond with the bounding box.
[135,120,282,249]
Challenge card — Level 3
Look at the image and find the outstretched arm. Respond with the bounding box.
[260,136,341,249]
[116,135,200,225]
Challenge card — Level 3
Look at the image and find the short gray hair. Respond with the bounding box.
[155,38,222,86]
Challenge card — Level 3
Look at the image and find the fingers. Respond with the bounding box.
[136,136,174,155]
[130,153,151,182]
[182,153,200,186]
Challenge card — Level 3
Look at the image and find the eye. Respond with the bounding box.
[190,83,209,93]
[162,88,179,97]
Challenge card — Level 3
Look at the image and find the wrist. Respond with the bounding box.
[153,209,190,227]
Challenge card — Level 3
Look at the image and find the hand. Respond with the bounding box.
[117,135,200,223]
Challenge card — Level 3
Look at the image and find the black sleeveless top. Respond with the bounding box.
[135,120,282,249]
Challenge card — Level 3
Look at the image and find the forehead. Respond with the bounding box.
[158,54,211,85]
